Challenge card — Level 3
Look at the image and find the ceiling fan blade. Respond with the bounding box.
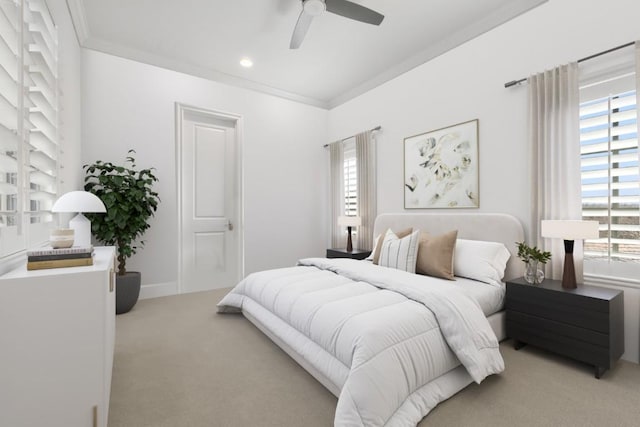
[290,9,315,49]
[325,0,384,25]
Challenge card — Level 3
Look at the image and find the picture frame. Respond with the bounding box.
[404,119,479,209]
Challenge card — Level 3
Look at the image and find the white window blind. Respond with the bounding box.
[343,137,357,217]
[0,0,59,258]
[580,85,639,262]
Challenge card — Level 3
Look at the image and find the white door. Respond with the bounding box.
[177,105,242,292]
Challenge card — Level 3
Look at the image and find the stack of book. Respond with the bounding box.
[27,245,95,271]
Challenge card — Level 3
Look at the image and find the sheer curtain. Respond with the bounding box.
[329,141,344,249]
[528,63,581,280]
[355,130,377,250]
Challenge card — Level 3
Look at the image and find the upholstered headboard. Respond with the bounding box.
[373,213,525,281]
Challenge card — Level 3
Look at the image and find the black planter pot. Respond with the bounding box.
[116,271,141,314]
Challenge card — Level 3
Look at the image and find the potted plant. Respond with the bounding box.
[83,150,160,313]
[516,241,551,284]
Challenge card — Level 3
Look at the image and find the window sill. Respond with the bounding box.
[0,251,27,277]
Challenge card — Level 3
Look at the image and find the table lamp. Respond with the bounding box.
[541,220,599,289]
[52,191,107,247]
[338,216,361,252]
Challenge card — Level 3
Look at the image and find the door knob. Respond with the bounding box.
[228,221,233,231]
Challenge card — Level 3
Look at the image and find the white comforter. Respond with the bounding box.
[218,258,504,426]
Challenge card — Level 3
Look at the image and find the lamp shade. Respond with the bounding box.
[51,191,106,213]
[541,220,599,240]
[338,216,361,227]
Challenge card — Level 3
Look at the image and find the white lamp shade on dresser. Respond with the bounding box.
[51,191,107,214]
[51,191,107,247]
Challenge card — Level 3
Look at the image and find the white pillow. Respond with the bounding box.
[378,229,421,273]
[454,239,511,285]
[365,234,380,261]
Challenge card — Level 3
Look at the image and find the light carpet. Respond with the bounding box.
[109,288,640,427]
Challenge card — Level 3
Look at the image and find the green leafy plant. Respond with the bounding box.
[516,241,551,264]
[83,150,160,276]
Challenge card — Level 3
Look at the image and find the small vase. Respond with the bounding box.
[524,260,545,284]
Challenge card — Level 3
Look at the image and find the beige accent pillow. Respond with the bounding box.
[416,230,458,280]
[372,227,413,264]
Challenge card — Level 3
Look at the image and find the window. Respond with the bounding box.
[0,0,59,257]
[343,137,357,217]
[329,130,376,250]
[580,82,638,263]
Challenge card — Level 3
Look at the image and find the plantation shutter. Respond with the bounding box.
[579,44,639,262]
[0,0,24,256]
[343,138,357,217]
[0,0,59,257]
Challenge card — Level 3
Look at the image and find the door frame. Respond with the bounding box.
[175,103,244,293]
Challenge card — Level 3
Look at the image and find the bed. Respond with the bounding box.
[218,213,525,426]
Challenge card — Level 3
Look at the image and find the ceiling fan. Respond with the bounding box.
[290,0,384,49]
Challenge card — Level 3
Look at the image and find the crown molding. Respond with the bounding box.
[329,0,548,108]
[83,37,330,109]
[66,0,90,45]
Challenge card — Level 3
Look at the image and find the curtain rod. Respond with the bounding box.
[504,41,636,88]
[323,126,381,148]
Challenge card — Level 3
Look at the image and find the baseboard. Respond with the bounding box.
[139,281,178,300]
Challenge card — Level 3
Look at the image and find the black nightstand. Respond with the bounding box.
[505,277,624,378]
[326,248,371,260]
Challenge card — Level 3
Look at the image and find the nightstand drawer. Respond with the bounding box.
[506,321,612,368]
[506,310,609,346]
[506,281,611,311]
[506,294,610,333]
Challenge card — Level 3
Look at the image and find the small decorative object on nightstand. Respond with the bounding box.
[506,277,624,379]
[516,241,551,284]
[326,248,371,260]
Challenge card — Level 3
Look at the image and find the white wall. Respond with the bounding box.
[328,0,640,363]
[81,50,328,297]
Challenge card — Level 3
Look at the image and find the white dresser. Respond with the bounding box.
[0,246,116,427]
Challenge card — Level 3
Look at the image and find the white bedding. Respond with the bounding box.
[451,276,505,316]
[218,257,504,427]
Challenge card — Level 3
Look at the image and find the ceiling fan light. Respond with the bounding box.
[303,0,326,16]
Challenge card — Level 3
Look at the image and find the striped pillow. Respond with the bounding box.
[378,229,421,273]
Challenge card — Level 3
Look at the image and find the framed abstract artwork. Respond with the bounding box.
[404,119,479,209]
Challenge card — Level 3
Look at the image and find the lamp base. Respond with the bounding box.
[346,226,353,252]
[562,239,577,289]
[69,213,92,247]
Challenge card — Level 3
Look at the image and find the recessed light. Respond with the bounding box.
[240,58,253,68]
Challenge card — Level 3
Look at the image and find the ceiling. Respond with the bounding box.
[66,0,547,109]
